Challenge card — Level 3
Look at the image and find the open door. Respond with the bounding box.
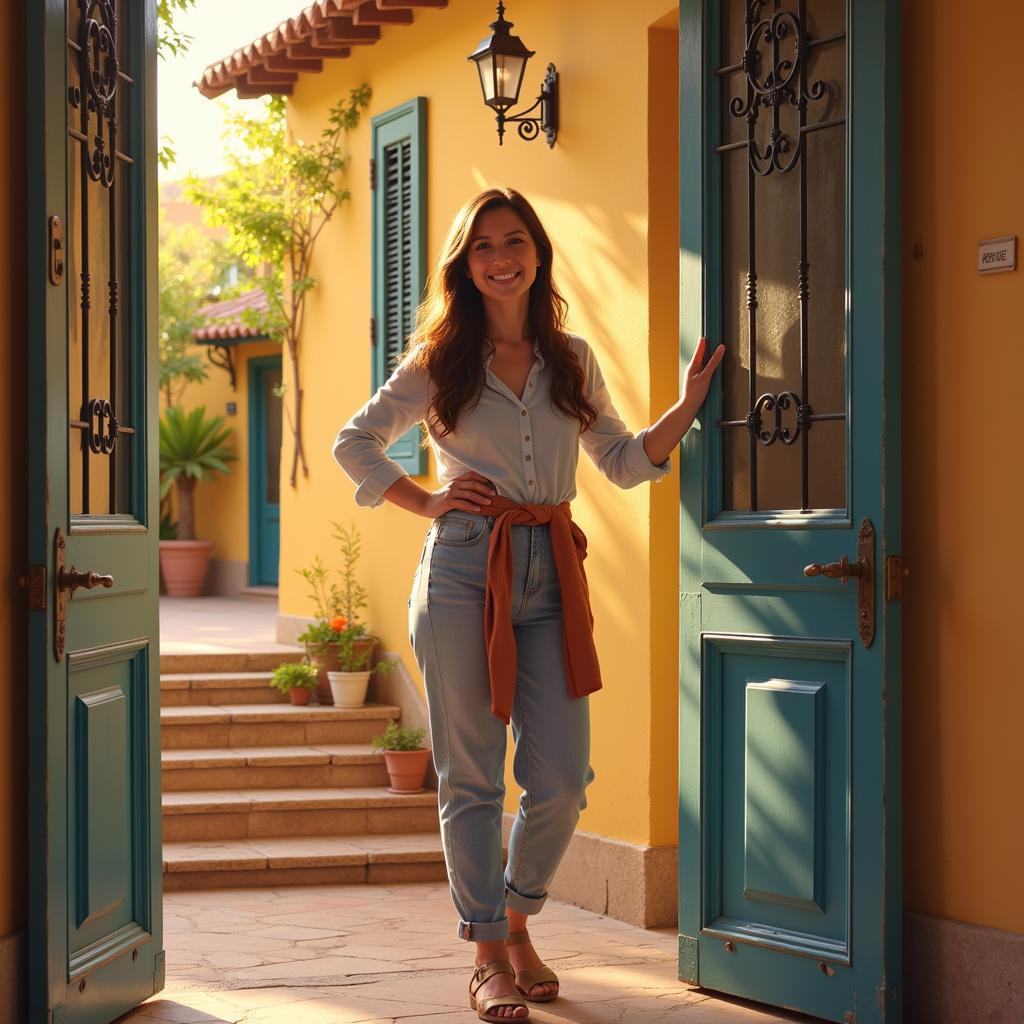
[27,2,163,1022]
[678,1,902,1021]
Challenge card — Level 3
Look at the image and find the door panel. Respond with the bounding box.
[679,1,901,1021]
[28,2,163,1022]
[249,356,282,586]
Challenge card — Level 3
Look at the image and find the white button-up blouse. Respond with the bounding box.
[331,333,670,508]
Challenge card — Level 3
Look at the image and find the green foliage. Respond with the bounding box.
[156,0,197,60]
[159,405,238,498]
[159,213,256,406]
[295,521,368,627]
[371,720,427,753]
[183,87,371,487]
[269,661,318,694]
[295,521,400,674]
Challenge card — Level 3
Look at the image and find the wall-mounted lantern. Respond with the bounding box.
[467,2,558,147]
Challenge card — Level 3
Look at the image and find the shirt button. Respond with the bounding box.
[525,454,532,461]
[528,479,535,486]
[521,409,527,416]
[524,435,530,442]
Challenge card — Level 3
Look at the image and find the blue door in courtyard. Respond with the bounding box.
[248,356,282,586]
[678,2,902,1021]
[26,2,163,1022]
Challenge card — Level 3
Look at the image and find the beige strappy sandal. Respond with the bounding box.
[507,928,560,1002]
[469,959,530,1021]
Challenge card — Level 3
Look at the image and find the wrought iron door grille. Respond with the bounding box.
[714,0,846,513]
[67,0,134,515]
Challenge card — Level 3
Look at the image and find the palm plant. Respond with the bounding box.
[159,405,237,540]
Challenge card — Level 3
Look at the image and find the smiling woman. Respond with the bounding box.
[331,185,721,1022]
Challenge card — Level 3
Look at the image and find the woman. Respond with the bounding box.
[332,188,723,1021]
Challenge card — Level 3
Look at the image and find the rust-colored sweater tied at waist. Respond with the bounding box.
[483,495,602,724]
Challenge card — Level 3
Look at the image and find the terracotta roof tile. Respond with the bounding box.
[196,0,449,100]
[192,288,272,342]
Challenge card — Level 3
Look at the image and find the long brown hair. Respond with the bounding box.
[405,188,598,438]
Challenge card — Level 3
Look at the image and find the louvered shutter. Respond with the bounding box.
[372,98,427,475]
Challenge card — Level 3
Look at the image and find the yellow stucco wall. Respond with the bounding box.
[0,0,27,952]
[902,0,1024,934]
[282,0,684,846]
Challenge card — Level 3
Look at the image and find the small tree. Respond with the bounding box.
[185,87,371,487]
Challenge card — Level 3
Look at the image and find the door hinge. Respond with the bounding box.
[885,556,908,601]
[18,566,47,610]
[369,157,376,191]
[370,316,377,347]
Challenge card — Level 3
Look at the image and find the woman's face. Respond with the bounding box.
[464,205,541,307]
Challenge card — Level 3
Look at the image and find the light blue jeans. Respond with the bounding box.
[408,509,595,942]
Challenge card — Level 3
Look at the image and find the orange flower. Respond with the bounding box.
[329,616,348,632]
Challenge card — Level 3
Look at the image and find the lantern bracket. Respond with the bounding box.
[499,63,558,147]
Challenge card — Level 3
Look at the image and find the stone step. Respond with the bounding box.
[161,702,402,750]
[162,786,438,843]
[160,649,304,676]
[161,743,389,791]
[163,832,450,891]
[160,671,291,707]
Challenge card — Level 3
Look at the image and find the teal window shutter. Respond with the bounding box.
[372,98,427,475]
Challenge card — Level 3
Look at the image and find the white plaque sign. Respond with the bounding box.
[977,236,1016,274]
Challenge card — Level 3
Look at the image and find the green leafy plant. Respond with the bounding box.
[295,522,400,673]
[185,87,371,487]
[370,720,427,753]
[159,405,238,540]
[159,507,178,541]
[269,661,318,694]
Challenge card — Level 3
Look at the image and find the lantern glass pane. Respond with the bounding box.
[495,54,525,103]
[475,56,497,103]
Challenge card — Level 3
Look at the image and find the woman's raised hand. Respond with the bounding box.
[682,336,726,413]
[422,471,496,518]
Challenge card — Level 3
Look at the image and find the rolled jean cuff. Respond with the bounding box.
[504,881,548,915]
[458,918,509,942]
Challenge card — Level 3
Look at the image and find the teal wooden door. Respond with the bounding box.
[248,356,282,586]
[678,2,902,1021]
[27,2,164,1022]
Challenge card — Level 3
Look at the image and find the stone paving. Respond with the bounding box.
[118,882,819,1024]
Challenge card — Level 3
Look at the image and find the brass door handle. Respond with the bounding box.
[58,566,114,597]
[802,519,876,647]
[803,555,867,585]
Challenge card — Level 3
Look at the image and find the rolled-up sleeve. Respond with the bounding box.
[332,353,430,508]
[576,338,670,488]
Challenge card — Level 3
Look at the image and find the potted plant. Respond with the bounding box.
[296,521,387,705]
[325,619,400,707]
[158,405,237,597]
[269,661,318,706]
[371,720,431,794]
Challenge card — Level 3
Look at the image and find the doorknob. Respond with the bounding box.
[58,567,115,597]
[53,528,115,663]
[803,555,866,584]
[802,519,875,648]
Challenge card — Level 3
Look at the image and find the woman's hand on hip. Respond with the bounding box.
[422,471,496,518]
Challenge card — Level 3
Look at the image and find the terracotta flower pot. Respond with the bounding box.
[382,748,432,794]
[288,687,312,706]
[159,539,215,598]
[327,670,371,708]
[310,638,376,705]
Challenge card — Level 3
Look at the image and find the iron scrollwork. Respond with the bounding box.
[730,1,826,176]
[70,0,119,189]
[747,391,811,446]
[715,0,847,513]
[86,397,119,455]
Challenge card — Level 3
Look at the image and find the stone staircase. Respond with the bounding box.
[160,650,447,890]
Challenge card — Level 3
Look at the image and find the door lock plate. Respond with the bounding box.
[55,528,67,661]
[856,518,875,648]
